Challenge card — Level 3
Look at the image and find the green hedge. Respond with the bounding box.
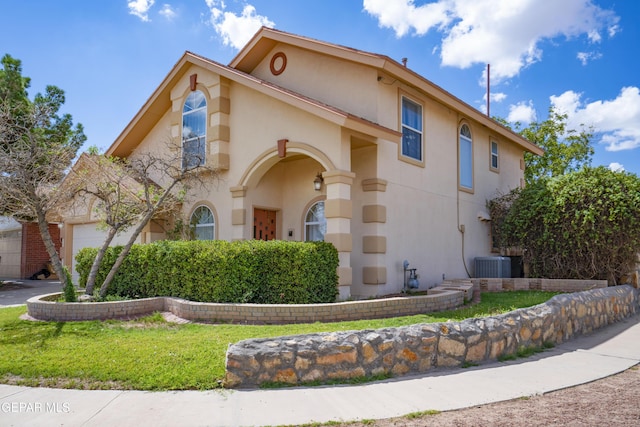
[75,240,339,304]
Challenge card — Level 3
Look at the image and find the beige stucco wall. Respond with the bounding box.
[175,75,347,242]
[246,41,522,296]
[252,43,380,124]
[63,38,530,298]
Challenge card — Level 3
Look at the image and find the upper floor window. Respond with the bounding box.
[191,205,215,240]
[459,124,473,190]
[490,140,499,171]
[304,201,326,241]
[401,96,423,162]
[182,90,206,170]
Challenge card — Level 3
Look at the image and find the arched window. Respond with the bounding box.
[190,206,215,240]
[304,201,326,241]
[459,124,473,190]
[182,90,206,169]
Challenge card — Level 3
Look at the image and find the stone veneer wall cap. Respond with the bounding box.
[362,178,388,192]
[230,186,247,197]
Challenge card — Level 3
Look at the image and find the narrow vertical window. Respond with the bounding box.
[182,90,206,170]
[401,96,423,162]
[459,124,473,190]
[304,201,326,241]
[490,140,499,171]
[190,206,215,240]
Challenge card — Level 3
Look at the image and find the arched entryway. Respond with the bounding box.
[230,142,355,299]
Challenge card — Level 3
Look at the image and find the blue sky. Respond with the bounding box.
[1,0,639,174]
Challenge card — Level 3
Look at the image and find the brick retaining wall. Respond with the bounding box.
[26,295,165,321]
[26,289,464,323]
[224,285,639,388]
[467,278,608,292]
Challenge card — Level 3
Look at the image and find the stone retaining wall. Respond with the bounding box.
[225,285,639,388]
[26,289,464,323]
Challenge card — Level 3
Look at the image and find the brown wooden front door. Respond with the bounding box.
[253,209,277,241]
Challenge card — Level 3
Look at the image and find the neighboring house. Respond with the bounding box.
[60,28,542,299]
[0,216,61,279]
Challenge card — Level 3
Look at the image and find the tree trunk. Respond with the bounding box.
[97,181,179,298]
[97,217,150,299]
[34,205,66,288]
[84,226,118,296]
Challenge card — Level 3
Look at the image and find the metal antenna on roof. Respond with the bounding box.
[486,63,490,117]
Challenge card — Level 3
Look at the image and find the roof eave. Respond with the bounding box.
[106,54,193,158]
[232,27,542,156]
[380,59,543,155]
[107,51,399,158]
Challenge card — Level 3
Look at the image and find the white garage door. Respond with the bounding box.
[71,223,139,285]
[0,228,22,278]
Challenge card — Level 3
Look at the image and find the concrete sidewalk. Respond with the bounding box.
[1,314,639,427]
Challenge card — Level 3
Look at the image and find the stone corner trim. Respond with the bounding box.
[224,285,640,388]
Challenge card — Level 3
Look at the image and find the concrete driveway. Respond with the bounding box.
[0,279,63,307]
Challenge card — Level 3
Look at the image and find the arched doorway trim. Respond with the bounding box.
[237,142,337,189]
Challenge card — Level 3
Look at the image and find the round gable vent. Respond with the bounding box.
[269,52,287,76]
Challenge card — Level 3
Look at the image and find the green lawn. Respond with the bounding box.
[0,291,557,390]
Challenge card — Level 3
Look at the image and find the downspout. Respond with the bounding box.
[486,64,490,117]
[457,191,472,278]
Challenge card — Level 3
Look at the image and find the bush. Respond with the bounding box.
[491,166,640,283]
[75,240,339,304]
[62,266,77,302]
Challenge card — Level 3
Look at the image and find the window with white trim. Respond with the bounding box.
[459,124,473,190]
[190,206,215,240]
[401,96,423,162]
[304,201,326,242]
[182,90,206,170]
[490,140,499,171]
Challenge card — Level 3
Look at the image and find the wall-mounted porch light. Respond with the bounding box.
[314,172,324,191]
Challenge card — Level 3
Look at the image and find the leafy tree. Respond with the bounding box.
[493,167,640,284]
[498,108,594,184]
[0,54,86,292]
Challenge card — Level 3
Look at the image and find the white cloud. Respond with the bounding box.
[551,87,640,152]
[577,51,602,65]
[159,4,177,21]
[480,92,507,113]
[128,0,155,22]
[492,92,507,103]
[587,29,601,43]
[608,24,620,38]
[507,101,537,124]
[205,0,275,50]
[363,0,619,82]
[609,162,625,172]
[362,0,452,38]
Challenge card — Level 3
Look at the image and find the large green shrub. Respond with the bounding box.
[490,167,640,283]
[75,240,339,303]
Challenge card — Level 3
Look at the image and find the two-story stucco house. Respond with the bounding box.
[60,27,542,299]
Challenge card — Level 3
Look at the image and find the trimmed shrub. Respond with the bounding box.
[75,240,339,304]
